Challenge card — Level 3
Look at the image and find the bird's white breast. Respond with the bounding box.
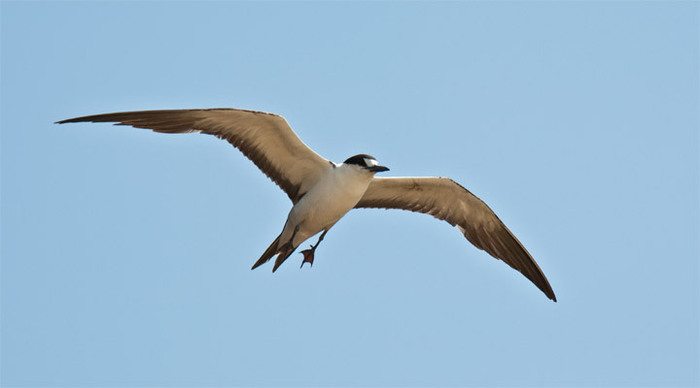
[285,164,373,245]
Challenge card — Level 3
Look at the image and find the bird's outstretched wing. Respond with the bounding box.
[355,176,556,301]
[57,109,330,203]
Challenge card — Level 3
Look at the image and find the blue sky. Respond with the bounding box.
[1,2,698,387]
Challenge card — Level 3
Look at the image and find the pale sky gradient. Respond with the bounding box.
[2,2,698,387]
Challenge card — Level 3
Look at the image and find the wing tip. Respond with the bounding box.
[537,278,557,302]
[55,115,101,125]
[539,275,557,302]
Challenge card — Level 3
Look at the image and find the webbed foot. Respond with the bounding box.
[300,245,316,268]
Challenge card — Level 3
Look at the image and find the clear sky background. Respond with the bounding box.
[2,2,698,387]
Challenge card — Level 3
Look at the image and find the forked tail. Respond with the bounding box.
[251,234,281,270]
[271,245,297,272]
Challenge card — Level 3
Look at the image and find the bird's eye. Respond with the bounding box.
[364,158,378,167]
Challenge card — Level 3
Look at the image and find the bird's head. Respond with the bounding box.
[343,154,390,173]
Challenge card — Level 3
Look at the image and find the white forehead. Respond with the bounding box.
[364,158,378,166]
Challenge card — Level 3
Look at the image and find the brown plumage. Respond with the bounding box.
[356,177,556,301]
[57,109,329,203]
[58,108,556,301]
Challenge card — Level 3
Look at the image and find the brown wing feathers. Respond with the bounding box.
[356,177,556,301]
[58,110,555,300]
[57,109,325,203]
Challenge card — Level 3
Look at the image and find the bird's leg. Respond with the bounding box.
[300,228,329,268]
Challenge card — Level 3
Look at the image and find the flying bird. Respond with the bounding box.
[57,108,556,301]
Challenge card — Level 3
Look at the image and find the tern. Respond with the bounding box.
[57,108,556,301]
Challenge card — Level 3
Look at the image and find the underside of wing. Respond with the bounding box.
[356,176,556,301]
[57,108,331,203]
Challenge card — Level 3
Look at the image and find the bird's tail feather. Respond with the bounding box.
[251,234,281,270]
[272,245,297,272]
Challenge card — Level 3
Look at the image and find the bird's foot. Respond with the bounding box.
[300,245,316,268]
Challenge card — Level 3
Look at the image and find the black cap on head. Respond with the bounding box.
[343,154,389,173]
[344,154,377,166]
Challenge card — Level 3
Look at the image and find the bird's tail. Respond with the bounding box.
[272,245,297,272]
[251,234,281,270]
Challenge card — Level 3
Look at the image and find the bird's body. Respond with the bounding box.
[283,162,372,247]
[57,107,557,301]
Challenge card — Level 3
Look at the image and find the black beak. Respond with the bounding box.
[368,165,390,173]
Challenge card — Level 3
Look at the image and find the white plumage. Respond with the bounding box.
[57,107,556,301]
[282,163,373,248]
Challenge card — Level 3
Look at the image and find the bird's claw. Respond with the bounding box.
[300,247,315,268]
